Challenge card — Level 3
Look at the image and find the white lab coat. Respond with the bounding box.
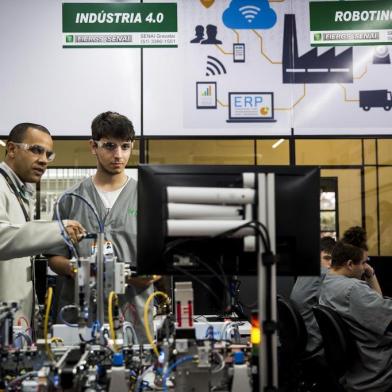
[0,163,65,324]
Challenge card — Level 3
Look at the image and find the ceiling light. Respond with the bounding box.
[272,139,285,149]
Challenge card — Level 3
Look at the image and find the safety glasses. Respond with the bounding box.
[12,142,55,162]
[94,140,132,152]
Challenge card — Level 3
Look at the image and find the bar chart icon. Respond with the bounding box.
[196,82,217,109]
[202,85,212,96]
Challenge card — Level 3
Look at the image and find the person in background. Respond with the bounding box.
[290,236,336,353]
[342,225,382,295]
[320,241,392,391]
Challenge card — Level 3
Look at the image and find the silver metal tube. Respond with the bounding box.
[167,186,255,204]
[166,219,254,237]
[257,173,278,389]
[257,174,267,389]
[267,173,278,387]
[167,203,243,220]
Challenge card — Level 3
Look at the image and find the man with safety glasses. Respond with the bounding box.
[0,122,85,332]
[48,111,156,343]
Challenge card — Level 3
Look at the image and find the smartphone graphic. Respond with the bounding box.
[233,43,245,63]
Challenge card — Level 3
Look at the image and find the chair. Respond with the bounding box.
[277,296,316,391]
[277,295,308,358]
[313,305,357,380]
[278,297,346,392]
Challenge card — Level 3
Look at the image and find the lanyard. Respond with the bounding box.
[0,167,31,222]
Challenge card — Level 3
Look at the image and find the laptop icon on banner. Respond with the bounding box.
[226,92,277,123]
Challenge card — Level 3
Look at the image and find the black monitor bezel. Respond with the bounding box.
[137,164,320,277]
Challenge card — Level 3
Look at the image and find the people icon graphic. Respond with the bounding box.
[190,24,222,45]
[201,25,222,44]
[190,25,205,43]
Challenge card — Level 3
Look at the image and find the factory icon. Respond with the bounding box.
[282,14,353,84]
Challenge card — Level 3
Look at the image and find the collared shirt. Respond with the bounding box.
[0,162,34,202]
[290,266,328,353]
[320,272,392,391]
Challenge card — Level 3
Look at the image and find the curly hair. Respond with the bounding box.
[342,226,368,251]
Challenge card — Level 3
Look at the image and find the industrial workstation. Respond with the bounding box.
[1,1,392,391]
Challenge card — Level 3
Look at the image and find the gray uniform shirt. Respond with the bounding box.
[290,267,328,353]
[320,273,392,392]
[53,176,152,343]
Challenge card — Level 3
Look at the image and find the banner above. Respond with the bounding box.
[310,0,392,46]
[62,2,178,48]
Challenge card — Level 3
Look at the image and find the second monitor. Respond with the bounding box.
[137,165,320,277]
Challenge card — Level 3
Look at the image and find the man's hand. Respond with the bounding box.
[363,262,375,279]
[64,220,86,243]
[363,261,382,296]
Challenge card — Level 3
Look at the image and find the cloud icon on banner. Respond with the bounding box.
[222,0,277,29]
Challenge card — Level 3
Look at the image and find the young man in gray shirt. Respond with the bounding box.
[48,112,156,343]
[290,236,336,353]
[320,241,392,392]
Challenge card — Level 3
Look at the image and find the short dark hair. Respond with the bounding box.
[320,236,336,254]
[91,111,135,141]
[342,226,368,251]
[331,241,364,268]
[8,123,50,143]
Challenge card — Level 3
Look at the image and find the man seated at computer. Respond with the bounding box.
[290,236,336,354]
[320,241,392,392]
[341,225,382,295]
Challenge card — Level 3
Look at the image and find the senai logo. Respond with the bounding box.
[239,5,261,23]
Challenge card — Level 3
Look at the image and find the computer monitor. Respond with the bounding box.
[137,165,320,276]
[227,92,276,123]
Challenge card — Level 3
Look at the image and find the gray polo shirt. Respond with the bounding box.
[320,273,392,392]
[290,267,328,353]
[52,176,152,343]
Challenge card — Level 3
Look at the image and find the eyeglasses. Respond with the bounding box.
[94,140,132,151]
[12,142,55,162]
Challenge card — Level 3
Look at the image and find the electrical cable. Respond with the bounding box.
[164,220,260,255]
[108,292,119,352]
[56,191,104,232]
[14,332,32,347]
[164,220,270,259]
[16,316,29,329]
[123,322,139,345]
[211,352,225,374]
[134,364,154,392]
[54,191,104,258]
[192,255,236,314]
[91,320,101,339]
[43,287,54,361]
[171,265,223,309]
[143,291,170,358]
[188,255,229,291]
[58,305,79,328]
[6,370,38,389]
[162,355,194,392]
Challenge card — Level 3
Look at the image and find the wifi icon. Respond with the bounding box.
[239,5,261,23]
[205,55,227,76]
